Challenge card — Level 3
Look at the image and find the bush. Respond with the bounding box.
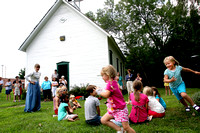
[69,84,89,99]
[192,91,200,105]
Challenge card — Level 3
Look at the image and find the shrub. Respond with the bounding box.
[192,91,200,105]
[69,84,89,99]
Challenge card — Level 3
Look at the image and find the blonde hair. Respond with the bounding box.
[55,87,62,97]
[56,86,68,97]
[163,56,179,65]
[101,65,117,79]
[133,80,143,102]
[143,86,153,96]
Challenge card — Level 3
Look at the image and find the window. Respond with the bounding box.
[120,62,122,76]
[109,50,113,65]
[116,58,119,72]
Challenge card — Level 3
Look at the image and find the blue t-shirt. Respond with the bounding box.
[164,65,183,88]
[58,103,68,121]
[155,95,166,109]
[41,80,51,90]
[125,74,134,81]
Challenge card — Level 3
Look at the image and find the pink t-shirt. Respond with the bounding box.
[129,93,149,123]
[105,80,126,110]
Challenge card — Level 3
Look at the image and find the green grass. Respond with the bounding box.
[0,88,200,133]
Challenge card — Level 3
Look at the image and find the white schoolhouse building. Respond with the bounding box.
[19,0,125,90]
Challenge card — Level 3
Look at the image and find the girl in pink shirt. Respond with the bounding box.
[97,65,135,133]
[129,80,149,123]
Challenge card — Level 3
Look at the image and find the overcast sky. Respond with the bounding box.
[0,0,120,78]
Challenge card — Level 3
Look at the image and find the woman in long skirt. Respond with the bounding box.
[24,64,41,112]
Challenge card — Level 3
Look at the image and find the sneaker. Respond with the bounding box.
[13,100,16,102]
[193,105,200,112]
[147,115,153,121]
[185,106,190,112]
[53,115,58,117]
[116,128,123,133]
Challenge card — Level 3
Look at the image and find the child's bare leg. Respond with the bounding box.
[72,114,78,120]
[68,118,75,122]
[168,87,171,95]
[122,121,136,133]
[101,113,121,131]
[165,86,168,95]
[179,98,188,107]
[6,95,8,100]
[9,94,11,100]
[14,95,16,101]
[180,92,194,106]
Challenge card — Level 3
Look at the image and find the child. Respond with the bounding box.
[163,56,200,112]
[53,87,62,117]
[164,82,171,95]
[143,86,165,118]
[58,93,78,121]
[5,79,12,101]
[129,80,149,123]
[69,95,81,110]
[13,80,21,102]
[84,85,101,126]
[52,77,58,98]
[152,86,166,110]
[97,65,136,133]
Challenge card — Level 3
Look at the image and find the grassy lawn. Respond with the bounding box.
[0,88,200,133]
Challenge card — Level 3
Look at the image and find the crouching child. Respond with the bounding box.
[58,93,78,121]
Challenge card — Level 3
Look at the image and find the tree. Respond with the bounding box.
[18,68,25,79]
[85,0,200,87]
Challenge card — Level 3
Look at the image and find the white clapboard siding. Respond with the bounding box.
[20,0,125,90]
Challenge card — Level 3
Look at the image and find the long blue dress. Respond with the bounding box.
[24,82,41,112]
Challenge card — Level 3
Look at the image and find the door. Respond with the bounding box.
[57,61,69,90]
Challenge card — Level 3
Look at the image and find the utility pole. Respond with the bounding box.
[5,66,6,78]
[1,65,3,78]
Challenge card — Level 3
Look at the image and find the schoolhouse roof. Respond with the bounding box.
[18,0,125,60]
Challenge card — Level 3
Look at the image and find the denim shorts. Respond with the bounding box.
[86,115,101,126]
[170,82,186,100]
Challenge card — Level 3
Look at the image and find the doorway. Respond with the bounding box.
[57,61,69,90]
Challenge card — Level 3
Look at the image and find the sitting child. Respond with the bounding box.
[58,93,78,121]
[129,80,149,123]
[152,86,166,110]
[53,86,73,117]
[69,95,81,109]
[143,86,165,118]
[84,85,101,126]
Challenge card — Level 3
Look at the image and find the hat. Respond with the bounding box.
[70,95,75,98]
[61,75,65,78]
